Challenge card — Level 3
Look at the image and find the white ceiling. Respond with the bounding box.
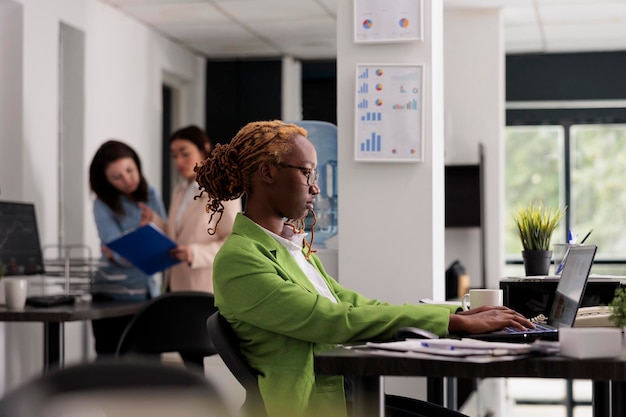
[99,0,626,59]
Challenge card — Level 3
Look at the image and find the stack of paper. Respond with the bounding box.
[365,338,559,357]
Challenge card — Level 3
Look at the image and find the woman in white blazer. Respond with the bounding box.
[165,125,240,292]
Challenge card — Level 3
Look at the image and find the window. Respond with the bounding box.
[505,122,626,275]
[570,124,626,259]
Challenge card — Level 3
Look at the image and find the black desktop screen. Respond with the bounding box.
[0,201,45,275]
[445,165,481,227]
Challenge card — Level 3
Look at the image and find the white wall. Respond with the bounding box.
[336,0,444,402]
[0,0,206,392]
[337,0,445,304]
[443,9,506,415]
[0,1,23,201]
[444,8,504,290]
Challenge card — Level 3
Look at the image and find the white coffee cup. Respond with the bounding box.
[4,279,28,310]
[462,289,503,311]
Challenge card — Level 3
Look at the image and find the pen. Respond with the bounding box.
[579,228,593,245]
[555,245,572,274]
[568,229,575,244]
[420,342,455,350]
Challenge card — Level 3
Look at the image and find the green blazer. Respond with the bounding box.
[213,214,459,417]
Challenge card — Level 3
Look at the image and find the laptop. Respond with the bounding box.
[466,244,598,343]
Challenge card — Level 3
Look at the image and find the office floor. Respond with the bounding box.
[161,353,246,416]
[457,378,593,417]
[507,378,592,417]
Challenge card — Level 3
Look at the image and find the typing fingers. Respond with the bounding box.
[457,305,514,315]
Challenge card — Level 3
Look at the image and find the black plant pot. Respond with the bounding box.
[522,250,553,276]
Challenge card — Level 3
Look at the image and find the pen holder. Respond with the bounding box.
[553,243,579,275]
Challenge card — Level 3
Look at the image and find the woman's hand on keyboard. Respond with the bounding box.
[448,306,535,335]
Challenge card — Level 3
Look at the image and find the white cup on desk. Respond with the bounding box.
[4,278,28,310]
[462,289,503,311]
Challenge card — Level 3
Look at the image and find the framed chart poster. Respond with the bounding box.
[354,0,423,43]
[354,64,424,162]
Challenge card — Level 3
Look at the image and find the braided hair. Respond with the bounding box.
[195,120,317,257]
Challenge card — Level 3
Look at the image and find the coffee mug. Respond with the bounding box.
[4,278,28,310]
[461,289,503,311]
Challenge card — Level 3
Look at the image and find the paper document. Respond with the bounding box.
[105,222,180,275]
[419,299,463,307]
[366,338,559,357]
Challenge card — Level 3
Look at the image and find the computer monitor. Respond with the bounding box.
[0,201,45,275]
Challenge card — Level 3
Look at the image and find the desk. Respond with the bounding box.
[315,347,626,417]
[500,277,624,319]
[0,300,146,371]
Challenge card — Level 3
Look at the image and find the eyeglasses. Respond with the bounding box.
[275,163,319,186]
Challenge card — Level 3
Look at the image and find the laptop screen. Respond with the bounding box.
[0,201,45,275]
[548,245,597,328]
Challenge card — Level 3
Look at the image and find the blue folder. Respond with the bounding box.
[105,223,180,275]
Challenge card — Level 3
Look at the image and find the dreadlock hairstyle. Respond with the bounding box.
[89,140,149,216]
[195,120,318,258]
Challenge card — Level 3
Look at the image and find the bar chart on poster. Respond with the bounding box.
[354,64,423,162]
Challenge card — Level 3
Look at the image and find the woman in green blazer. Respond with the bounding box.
[195,120,533,417]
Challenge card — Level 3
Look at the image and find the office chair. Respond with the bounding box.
[116,291,218,371]
[206,311,267,417]
[0,360,232,417]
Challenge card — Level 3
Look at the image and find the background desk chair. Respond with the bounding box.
[116,291,218,371]
[0,360,232,417]
[206,311,267,417]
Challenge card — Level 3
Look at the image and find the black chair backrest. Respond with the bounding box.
[0,360,231,417]
[206,311,266,417]
[116,291,218,369]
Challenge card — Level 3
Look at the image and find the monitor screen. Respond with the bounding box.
[0,201,45,275]
[548,245,597,328]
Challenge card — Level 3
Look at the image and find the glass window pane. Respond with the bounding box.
[571,124,626,259]
[505,126,565,258]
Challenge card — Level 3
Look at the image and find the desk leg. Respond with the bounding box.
[611,381,626,417]
[592,381,610,417]
[43,322,64,372]
[445,377,458,410]
[349,376,382,417]
[427,377,444,405]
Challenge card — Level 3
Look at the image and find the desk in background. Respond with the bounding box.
[315,346,626,417]
[500,276,625,319]
[0,300,146,371]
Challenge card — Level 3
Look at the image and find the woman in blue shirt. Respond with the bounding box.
[89,140,167,356]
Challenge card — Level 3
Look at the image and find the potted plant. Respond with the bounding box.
[609,288,626,328]
[608,288,626,347]
[513,201,566,276]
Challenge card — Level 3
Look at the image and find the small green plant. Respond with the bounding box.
[0,264,6,279]
[513,201,566,251]
[609,288,626,328]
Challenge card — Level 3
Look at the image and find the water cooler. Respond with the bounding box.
[292,121,339,278]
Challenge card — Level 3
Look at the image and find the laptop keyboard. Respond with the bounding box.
[26,294,76,307]
[503,323,555,334]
